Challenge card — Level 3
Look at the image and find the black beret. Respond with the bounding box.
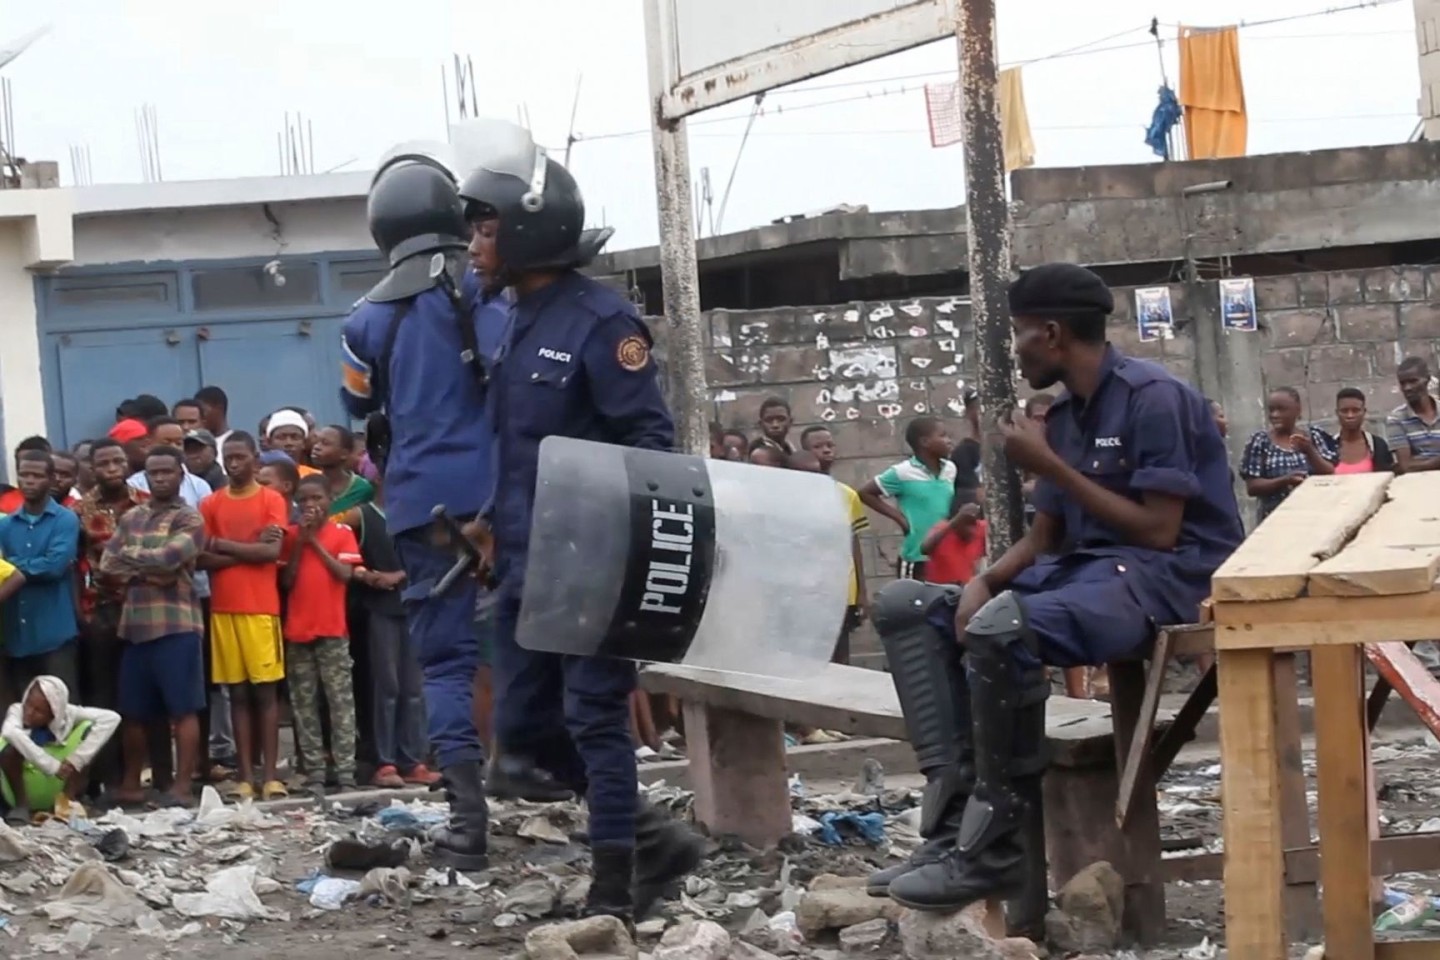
[1008,262,1114,316]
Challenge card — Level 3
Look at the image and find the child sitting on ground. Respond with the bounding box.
[0,676,120,823]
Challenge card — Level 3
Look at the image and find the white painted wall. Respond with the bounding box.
[0,221,49,454]
[70,197,372,266]
[0,188,76,462]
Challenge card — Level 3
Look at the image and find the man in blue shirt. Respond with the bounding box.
[458,124,702,925]
[869,263,1243,913]
[0,451,82,703]
[340,144,507,871]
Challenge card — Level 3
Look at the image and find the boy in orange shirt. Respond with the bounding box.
[199,432,290,801]
[282,476,361,796]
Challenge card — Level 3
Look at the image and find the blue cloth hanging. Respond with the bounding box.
[1145,85,1182,160]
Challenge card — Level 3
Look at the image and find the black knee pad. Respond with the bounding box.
[872,580,960,638]
[874,581,969,775]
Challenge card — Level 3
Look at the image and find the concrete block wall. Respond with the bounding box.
[646,264,1435,662]
[1253,266,1440,431]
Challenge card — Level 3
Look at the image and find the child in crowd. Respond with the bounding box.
[282,476,361,796]
[0,676,120,823]
[755,396,795,455]
[258,458,302,523]
[920,497,988,586]
[747,439,786,467]
[859,416,957,581]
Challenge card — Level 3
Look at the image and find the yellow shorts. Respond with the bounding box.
[211,613,285,686]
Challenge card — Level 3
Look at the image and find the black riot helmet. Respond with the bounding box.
[457,120,611,273]
[364,146,470,303]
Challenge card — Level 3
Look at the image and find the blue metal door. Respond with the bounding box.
[195,316,348,439]
[48,327,198,445]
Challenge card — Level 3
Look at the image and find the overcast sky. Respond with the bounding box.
[0,0,1421,251]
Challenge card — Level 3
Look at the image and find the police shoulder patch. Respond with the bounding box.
[616,335,651,372]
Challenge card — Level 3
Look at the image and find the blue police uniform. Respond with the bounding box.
[485,270,673,848]
[341,279,509,769]
[929,345,1245,664]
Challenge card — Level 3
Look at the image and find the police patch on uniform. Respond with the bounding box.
[616,335,650,372]
[341,338,374,400]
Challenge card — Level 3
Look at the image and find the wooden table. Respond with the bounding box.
[1213,472,1440,960]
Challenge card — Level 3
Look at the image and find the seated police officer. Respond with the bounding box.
[868,263,1244,911]
[457,123,704,925]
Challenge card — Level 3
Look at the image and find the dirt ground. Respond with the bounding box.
[3,728,1439,960]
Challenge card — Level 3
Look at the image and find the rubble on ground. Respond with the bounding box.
[0,734,1436,958]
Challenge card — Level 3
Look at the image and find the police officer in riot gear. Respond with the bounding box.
[459,121,704,923]
[868,263,1243,912]
[341,146,507,871]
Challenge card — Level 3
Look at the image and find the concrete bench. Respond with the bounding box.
[640,624,1235,943]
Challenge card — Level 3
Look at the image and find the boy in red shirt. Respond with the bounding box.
[281,476,361,795]
[920,498,987,585]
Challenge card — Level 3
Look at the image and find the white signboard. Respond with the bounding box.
[649,0,955,120]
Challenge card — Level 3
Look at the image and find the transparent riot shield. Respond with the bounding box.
[516,437,852,679]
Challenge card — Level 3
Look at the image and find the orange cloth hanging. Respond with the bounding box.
[1178,25,1247,160]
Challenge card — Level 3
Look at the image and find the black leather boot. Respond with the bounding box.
[584,843,636,924]
[887,591,1046,912]
[431,760,490,871]
[486,752,577,803]
[633,804,705,918]
[866,761,972,896]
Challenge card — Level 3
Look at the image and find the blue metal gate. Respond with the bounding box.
[36,254,386,448]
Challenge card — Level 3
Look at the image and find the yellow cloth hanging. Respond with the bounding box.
[998,67,1036,172]
[1178,25,1247,160]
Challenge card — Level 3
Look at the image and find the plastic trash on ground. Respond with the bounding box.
[172,864,287,921]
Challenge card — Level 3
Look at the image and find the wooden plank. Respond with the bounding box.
[1365,642,1440,738]
[1212,473,1392,602]
[1312,645,1375,960]
[1108,660,1166,944]
[1310,474,1440,596]
[1116,630,1171,829]
[1214,592,1440,651]
[1375,940,1440,960]
[1217,646,1287,960]
[1159,831,1440,885]
[1168,624,1215,658]
[1151,665,1217,775]
[639,661,1130,765]
[1272,654,1322,943]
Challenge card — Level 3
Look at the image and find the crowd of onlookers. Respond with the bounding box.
[0,385,436,820]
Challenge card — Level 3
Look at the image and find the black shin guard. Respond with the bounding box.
[955,591,1048,855]
[874,580,974,778]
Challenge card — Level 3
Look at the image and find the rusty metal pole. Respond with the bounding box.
[956,0,1024,560]
[643,0,711,457]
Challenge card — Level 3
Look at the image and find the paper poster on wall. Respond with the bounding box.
[1134,287,1174,343]
[1218,277,1258,333]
